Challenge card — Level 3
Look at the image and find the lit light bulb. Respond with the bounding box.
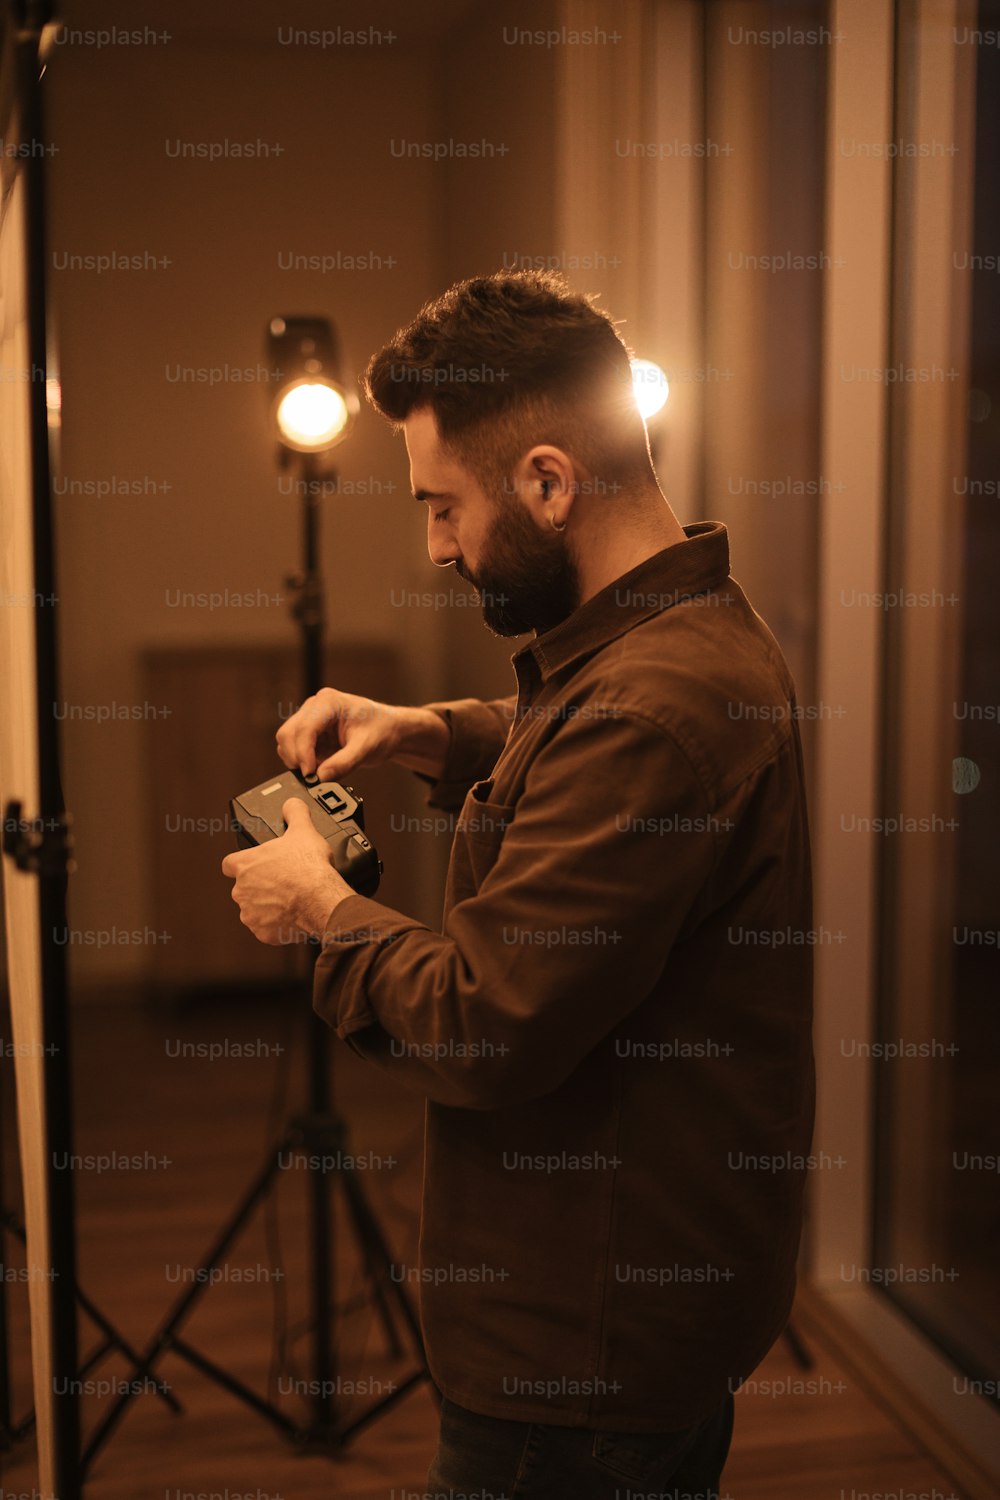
[274,379,350,451]
[630,359,669,420]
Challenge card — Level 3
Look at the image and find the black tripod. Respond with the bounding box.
[80,1106,428,1469]
[0,1202,182,1451]
[78,455,432,1476]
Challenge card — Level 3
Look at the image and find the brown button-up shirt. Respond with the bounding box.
[313,520,815,1432]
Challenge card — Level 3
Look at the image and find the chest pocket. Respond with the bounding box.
[445,778,517,906]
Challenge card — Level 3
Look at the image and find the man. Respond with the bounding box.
[222,270,815,1499]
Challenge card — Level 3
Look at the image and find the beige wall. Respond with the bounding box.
[435,0,563,703]
[702,0,825,722]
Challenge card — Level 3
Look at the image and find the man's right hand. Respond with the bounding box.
[276,687,450,783]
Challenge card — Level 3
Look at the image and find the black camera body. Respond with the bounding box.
[229,769,382,897]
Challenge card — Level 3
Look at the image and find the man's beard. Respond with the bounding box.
[456,499,581,637]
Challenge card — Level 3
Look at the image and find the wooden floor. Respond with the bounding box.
[0,992,972,1499]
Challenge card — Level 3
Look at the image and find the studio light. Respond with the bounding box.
[267,315,359,459]
[630,357,670,421]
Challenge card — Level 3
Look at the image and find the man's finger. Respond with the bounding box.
[282,796,313,832]
[317,729,371,782]
[315,750,354,781]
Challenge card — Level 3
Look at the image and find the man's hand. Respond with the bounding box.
[276,684,451,783]
[221,798,356,945]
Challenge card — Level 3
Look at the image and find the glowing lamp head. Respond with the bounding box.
[630,358,669,420]
[274,378,351,453]
[267,315,358,458]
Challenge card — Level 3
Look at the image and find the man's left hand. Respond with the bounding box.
[221,797,355,945]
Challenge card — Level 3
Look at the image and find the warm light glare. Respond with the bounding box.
[46,377,62,429]
[630,358,669,420]
[275,379,350,452]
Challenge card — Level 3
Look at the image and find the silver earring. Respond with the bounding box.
[549,515,567,532]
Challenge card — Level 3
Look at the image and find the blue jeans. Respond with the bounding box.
[426,1393,735,1500]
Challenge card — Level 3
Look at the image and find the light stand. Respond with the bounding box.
[269,321,434,1438]
[283,445,433,1442]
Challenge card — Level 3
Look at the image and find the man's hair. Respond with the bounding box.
[363,270,654,499]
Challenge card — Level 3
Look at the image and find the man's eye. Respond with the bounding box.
[432,509,450,523]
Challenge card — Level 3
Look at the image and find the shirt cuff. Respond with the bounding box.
[311,891,424,1042]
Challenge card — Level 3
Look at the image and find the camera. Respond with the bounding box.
[229,769,382,897]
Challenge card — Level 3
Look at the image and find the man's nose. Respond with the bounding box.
[427,516,461,568]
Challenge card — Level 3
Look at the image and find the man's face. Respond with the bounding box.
[403,407,580,637]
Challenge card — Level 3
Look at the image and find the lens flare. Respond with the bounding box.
[274,380,351,452]
[630,359,669,420]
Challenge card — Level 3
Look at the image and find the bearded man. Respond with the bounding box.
[223,271,815,1500]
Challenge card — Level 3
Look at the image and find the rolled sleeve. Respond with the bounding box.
[313,708,719,1110]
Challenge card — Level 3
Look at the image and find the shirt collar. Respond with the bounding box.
[512,521,731,685]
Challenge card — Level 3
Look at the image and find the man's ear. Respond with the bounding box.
[515,445,577,530]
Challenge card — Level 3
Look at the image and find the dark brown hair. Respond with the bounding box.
[363,270,653,499]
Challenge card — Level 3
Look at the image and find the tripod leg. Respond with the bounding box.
[0,1204,185,1455]
[72,1287,182,1414]
[783,1317,814,1370]
[338,1169,403,1356]
[170,1336,300,1441]
[339,1166,425,1362]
